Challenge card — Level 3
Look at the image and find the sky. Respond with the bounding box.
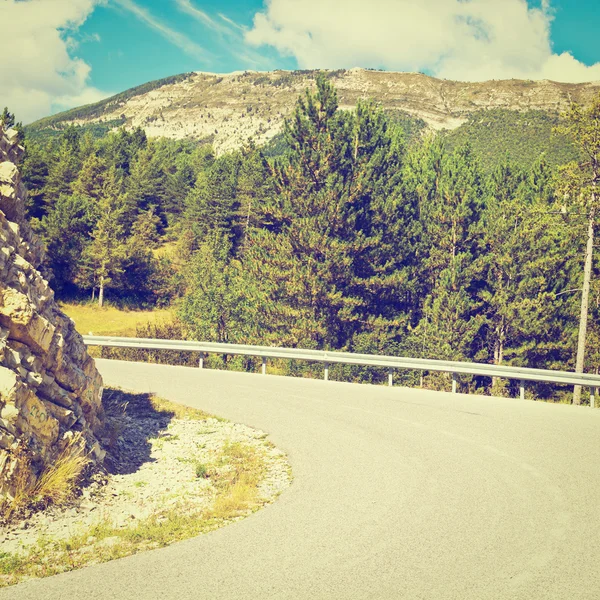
[1,0,600,124]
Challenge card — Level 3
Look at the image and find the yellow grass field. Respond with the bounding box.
[60,303,174,337]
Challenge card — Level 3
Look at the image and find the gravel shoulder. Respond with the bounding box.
[0,388,291,584]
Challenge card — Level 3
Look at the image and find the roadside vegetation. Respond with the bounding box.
[0,390,285,588]
[0,434,90,524]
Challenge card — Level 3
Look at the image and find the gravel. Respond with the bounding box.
[0,390,291,555]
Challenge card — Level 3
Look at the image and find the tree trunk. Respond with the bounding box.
[492,324,504,392]
[573,203,595,405]
[98,276,104,309]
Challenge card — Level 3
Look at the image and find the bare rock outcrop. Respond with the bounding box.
[0,126,104,508]
[33,68,600,155]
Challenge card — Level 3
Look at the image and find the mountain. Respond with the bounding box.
[26,68,600,159]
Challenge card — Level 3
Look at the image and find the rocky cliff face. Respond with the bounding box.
[28,68,600,155]
[0,126,104,508]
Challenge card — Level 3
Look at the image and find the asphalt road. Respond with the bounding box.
[5,359,600,600]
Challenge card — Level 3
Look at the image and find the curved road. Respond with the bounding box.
[5,359,600,599]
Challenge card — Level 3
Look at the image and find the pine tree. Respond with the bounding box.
[405,143,486,385]
[124,144,168,228]
[78,191,126,307]
[21,140,49,219]
[0,107,15,128]
[556,94,600,404]
[40,193,96,293]
[98,127,147,175]
[44,138,80,210]
[120,208,162,302]
[72,153,111,201]
[235,142,274,255]
[479,158,578,396]
[184,152,242,250]
[179,236,259,344]
[243,75,409,350]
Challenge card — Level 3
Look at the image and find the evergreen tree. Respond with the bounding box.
[98,127,147,175]
[77,191,126,307]
[0,107,15,128]
[233,142,274,255]
[72,153,111,201]
[184,152,242,250]
[40,193,96,293]
[21,140,49,219]
[43,138,80,210]
[479,159,578,396]
[405,143,486,384]
[124,144,168,227]
[179,236,259,344]
[243,75,409,350]
[555,94,600,403]
[120,208,162,302]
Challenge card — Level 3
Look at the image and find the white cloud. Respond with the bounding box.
[116,0,209,61]
[175,0,231,36]
[174,0,273,70]
[246,0,600,83]
[218,13,246,33]
[0,0,111,124]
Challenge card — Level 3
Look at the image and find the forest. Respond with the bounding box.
[9,77,600,400]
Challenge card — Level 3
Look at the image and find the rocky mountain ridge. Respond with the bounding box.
[28,68,600,154]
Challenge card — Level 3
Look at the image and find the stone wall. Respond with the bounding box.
[0,126,104,505]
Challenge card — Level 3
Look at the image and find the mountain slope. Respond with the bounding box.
[27,68,600,157]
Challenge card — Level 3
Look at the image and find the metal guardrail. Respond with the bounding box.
[83,336,600,407]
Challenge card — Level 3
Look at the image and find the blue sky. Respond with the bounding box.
[74,0,295,93]
[2,0,600,123]
[549,0,600,65]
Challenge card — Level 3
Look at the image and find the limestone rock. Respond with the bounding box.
[0,126,105,508]
[30,69,600,156]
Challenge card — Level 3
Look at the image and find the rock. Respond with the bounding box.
[30,69,600,157]
[0,125,105,506]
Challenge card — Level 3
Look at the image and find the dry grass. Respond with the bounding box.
[31,435,90,508]
[60,302,174,337]
[147,394,218,422]
[208,441,267,518]
[0,434,90,524]
[0,448,33,523]
[0,430,277,588]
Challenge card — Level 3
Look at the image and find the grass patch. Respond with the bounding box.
[60,302,174,337]
[0,508,223,585]
[31,435,90,508]
[0,427,279,588]
[146,394,219,422]
[207,441,268,519]
[0,434,90,523]
[194,461,208,479]
[102,387,217,423]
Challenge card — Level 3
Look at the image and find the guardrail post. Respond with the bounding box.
[199,353,204,369]
[388,369,393,387]
[591,387,596,409]
[520,380,525,400]
[452,373,457,394]
[261,357,267,375]
[324,363,329,381]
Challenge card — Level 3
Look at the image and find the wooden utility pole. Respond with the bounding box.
[573,204,595,405]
